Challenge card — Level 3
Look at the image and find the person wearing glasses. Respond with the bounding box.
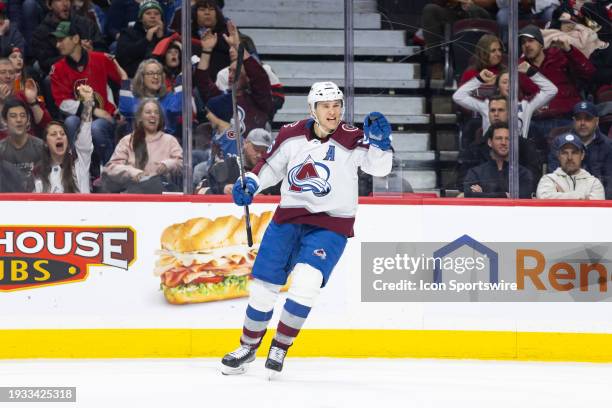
[118,58,183,138]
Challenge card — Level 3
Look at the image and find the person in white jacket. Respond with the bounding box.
[536,133,605,200]
[452,61,558,138]
[34,84,94,193]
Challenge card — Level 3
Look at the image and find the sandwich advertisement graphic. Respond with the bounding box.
[155,211,276,305]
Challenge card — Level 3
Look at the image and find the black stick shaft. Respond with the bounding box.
[231,44,253,247]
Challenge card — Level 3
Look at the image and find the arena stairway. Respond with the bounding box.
[225,0,459,195]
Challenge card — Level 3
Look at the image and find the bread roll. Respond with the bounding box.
[162,211,274,252]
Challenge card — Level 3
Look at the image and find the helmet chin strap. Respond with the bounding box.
[310,109,339,136]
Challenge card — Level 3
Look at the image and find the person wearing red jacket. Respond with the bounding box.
[518,25,596,145]
[194,20,272,139]
[49,21,122,164]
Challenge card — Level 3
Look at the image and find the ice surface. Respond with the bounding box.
[1,358,610,407]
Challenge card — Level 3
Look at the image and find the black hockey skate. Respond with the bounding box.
[265,344,287,379]
[221,345,256,375]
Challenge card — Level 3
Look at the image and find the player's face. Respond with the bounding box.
[143,63,163,93]
[8,51,23,71]
[558,144,584,175]
[488,100,508,124]
[497,73,509,98]
[573,113,599,139]
[140,102,161,134]
[45,123,68,159]
[314,100,342,133]
[488,41,503,66]
[0,62,15,85]
[6,106,29,137]
[487,128,509,159]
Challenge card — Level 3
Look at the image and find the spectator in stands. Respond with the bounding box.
[50,21,121,163]
[195,21,272,140]
[453,61,557,137]
[537,133,605,199]
[0,3,25,58]
[102,98,183,193]
[459,34,505,86]
[421,0,493,80]
[20,0,48,61]
[189,0,230,82]
[0,57,51,139]
[215,35,285,121]
[496,0,560,43]
[196,127,275,195]
[32,0,106,75]
[518,24,596,144]
[118,58,183,137]
[548,101,612,198]
[0,97,44,191]
[106,0,175,47]
[464,122,533,198]
[116,0,170,78]
[457,95,540,189]
[151,33,183,89]
[34,84,94,193]
[71,0,106,37]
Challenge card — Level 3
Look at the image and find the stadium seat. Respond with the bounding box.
[449,19,499,83]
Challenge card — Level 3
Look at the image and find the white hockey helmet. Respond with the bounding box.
[307,81,345,125]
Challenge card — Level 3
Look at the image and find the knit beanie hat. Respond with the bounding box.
[138,0,163,20]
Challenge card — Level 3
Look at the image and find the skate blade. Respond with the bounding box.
[266,368,279,381]
[221,364,249,376]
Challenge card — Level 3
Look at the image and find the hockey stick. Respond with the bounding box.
[232,43,254,247]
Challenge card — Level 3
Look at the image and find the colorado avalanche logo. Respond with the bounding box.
[288,156,332,197]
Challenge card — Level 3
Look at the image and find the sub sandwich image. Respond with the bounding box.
[155,212,273,304]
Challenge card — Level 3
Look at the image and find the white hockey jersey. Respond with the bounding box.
[252,118,393,236]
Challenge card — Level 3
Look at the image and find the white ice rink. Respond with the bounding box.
[1,358,611,407]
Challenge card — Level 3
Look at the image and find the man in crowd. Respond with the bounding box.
[518,25,596,143]
[0,58,51,139]
[463,122,533,198]
[537,133,604,200]
[197,128,276,195]
[0,97,43,191]
[116,0,169,78]
[548,101,612,199]
[50,21,122,164]
[32,0,106,75]
[195,20,272,137]
[456,95,540,189]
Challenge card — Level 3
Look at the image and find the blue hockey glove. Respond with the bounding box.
[363,111,392,151]
[232,172,259,206]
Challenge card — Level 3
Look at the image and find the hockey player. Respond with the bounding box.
[221,81,393,376]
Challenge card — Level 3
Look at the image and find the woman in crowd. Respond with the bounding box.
[459,34,505,87]
[190,0,230,81]
[118,59,183,137]
[103,98,183,193]
[34,84,94,193]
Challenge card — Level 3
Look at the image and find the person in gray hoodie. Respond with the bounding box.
[537,133,604,200]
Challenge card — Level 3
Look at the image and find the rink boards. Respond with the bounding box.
[0,194,612,362]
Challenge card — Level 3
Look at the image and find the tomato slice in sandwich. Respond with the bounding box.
[191,275,225,285]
